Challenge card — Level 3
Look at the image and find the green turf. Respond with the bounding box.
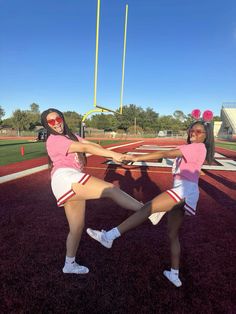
[0,139,130,166]
[0,140,47,166]
[215,141,236,151]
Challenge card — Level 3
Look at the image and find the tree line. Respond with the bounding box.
[0,103,220,135]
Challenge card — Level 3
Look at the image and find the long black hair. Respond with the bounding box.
[187,120,215,164]
[41,108,86,167]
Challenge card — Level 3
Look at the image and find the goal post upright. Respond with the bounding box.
[93,0,100,108]
[119,4,128,115]
[81,1,129,137]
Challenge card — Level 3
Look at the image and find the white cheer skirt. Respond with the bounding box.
[51,168,91,207]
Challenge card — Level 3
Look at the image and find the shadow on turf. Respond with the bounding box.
[199,176,236,206]
[203,169,236,190]
[104,164,161,202]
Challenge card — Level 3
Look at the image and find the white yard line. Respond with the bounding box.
[0,165,49,184]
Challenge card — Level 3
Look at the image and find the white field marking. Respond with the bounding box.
[202,159,236,171]
[214,152,229,158]
[0,165,49,184]
[86,140,144,157]
[106,141,144,150]
[137,145,174,150]
[0,141,144,184]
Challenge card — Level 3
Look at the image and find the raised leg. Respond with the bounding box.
[117,191,182,235]
[71,176,142,211]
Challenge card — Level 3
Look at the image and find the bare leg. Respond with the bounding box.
[86,192,184,249]
[64,199,86,257]
[167,205,185,269]
[117,192,182,234]
[71,176,142,211]
[62,199,89,274]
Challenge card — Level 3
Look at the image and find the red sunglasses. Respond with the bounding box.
[47,116,63,126]
[189,129,206,135]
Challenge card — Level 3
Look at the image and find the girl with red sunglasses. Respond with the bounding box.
[87,117,215,288]
[41,108,143,275]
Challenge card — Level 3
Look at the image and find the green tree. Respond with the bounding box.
[115,104,144,131]
[182,114,195,129]
[213,116,221,121]
[141,107,159,131]
[0,105,5,123]
[12,109,31,135]
[1,117,14,127]
[28,103,41,129]
[30,103,40,113]
[89,113,112,129]
[63,111,83,132]
[157,115,184,132]
[128,125,143,135]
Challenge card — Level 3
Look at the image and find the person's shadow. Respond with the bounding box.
[104,163,124,185]
[199,176,236,206]
[104,163,161,203]
[133,166,161,203]
[203,169,236,190]
[104,164,136,197]
[119,168,138,198]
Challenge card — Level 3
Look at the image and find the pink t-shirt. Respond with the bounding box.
[46,134,83,176]
[172,143,206,183]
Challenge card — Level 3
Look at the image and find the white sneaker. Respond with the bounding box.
[148,212,166,225]
[62,262,89,274]
[163,270,182,287]
[86,228,113,249]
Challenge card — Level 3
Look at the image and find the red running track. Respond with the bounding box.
[0,139,236,313]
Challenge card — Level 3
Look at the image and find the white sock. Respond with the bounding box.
[65,256,75,264]
[170,268,179,277]
[105,227,121,241]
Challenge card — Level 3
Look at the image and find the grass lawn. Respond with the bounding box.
[215,141,236,151]
[0,139,130,166]
[0,140,47,166]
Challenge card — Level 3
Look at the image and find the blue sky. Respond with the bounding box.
[0,0,235,119]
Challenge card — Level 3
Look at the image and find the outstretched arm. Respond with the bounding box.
[123,149,183,162]
[80,139,102,148]
[68,141,123,163]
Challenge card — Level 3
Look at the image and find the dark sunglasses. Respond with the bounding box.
[189,129,206,135]
[47,116,63,126]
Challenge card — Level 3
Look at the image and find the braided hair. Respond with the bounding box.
[187,120,215,164]
[41,108,86,167]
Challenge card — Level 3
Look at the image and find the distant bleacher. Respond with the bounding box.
[218,102,236,140]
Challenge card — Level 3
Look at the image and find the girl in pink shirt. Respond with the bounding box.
[87,118,215,287]
[41,108,143,275]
